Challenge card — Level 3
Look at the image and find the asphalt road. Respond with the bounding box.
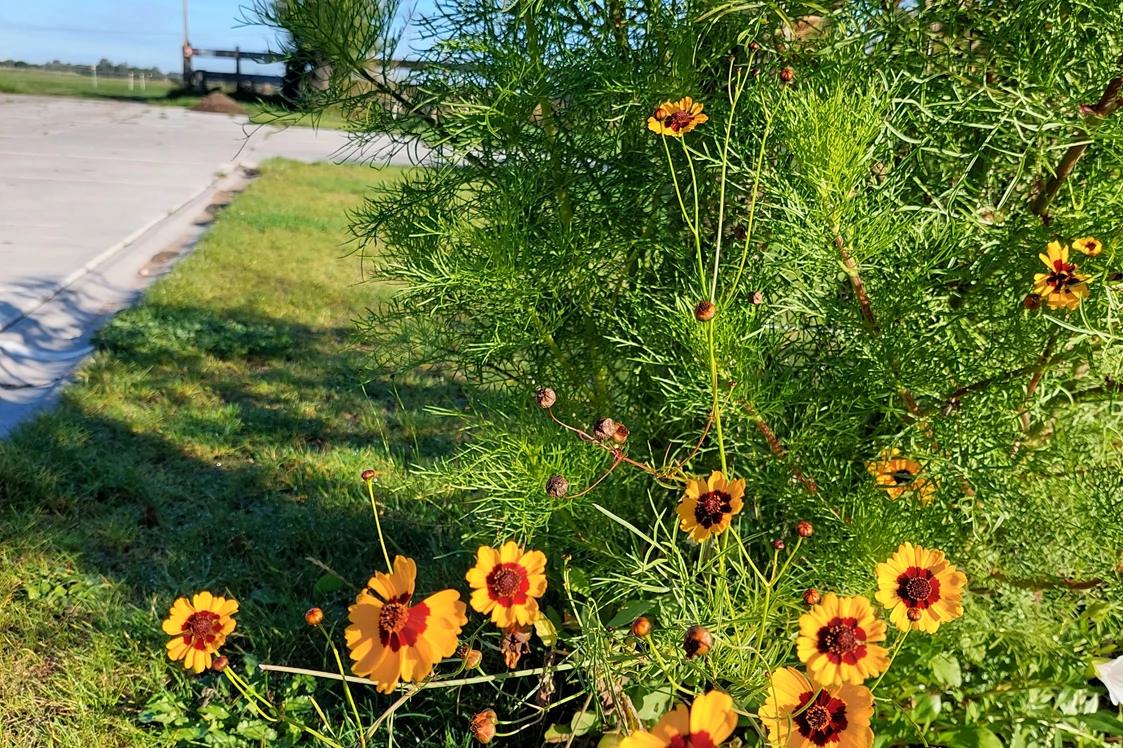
[0,94,425,435]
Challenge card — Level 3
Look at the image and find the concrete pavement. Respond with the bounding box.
[0,95,425,435]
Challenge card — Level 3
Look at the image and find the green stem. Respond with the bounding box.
[869,627,910,693]
[681,141,706,294]
[707,324,727,473]
[726,106,774,305]
[322,625,368,748]
[711,63,751,301]
[662,135,705,289]
[365,479,393,573]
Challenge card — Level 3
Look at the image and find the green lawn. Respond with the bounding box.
[0,68,351,130]
[0,160,466,746]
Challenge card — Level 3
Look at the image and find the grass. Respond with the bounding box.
[0,68,351,130]
[0,160,468,746]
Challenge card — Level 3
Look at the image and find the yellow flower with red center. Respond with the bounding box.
[647,97,709,137]
[1073,236,1103,256]
[619,690,737,748]
[760,667,874,748]
[675,470,745,542]
[875,542,967,634]
[162,591,238,673]
[866,448,936,504]
[796,593,888,685]
[1033,241,1091,311]
[465,541,548,629]
[345,555,467,693]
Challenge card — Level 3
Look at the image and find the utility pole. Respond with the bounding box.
[181,0,193,92]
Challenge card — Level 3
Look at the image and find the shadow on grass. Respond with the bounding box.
[0,301,471,740]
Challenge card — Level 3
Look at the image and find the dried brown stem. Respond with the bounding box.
[1018,329,1059,432]
[567,454,625,498]
[985,569,1104,592]
[547,408,659,476]
[1031,73,1123,217]
[743,402,819,496]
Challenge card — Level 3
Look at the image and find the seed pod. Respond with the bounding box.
[361,469,376,481]
[907,607,924,622]
[631,616,652,638]
[750,67,762,78]
[305,607,324,627]
[773,540,785,550]
[212,655,229,672]
[796,521,814,538]
[683,625,713,659]
[1023,293,1042,310]
[612,424,630,445]
[593,417,618,441]
[749,291,765,305]
[748,41,761,52]
[545,474,569,498]
[803,588,821,606]
[535,386,557,408]
[464,649,483,669]
[694,300,716,322]
[780,68,795,83]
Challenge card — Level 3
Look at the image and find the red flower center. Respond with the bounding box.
[1047,259,1080,293]
[486,563,530,607]
[490,568,521,597]
[822,624,857,655]
[794,690,850,746]
[897,567,941,609]
[694,491,732,529]
[379,602,410,634]
[184,611,221,641]
[668,731,715,748]
[664,109,695,131]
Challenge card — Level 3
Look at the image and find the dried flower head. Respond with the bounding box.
[593,417,618,441]
[535,386,557,408]
[545,474,569,498]
[611,423,630,444]
[1073,236,1103,256]
[683,625,713,659]
[694,300,717,321]
[470,710,498,744]
[500,624,532,669]
[647,97,709,137]
[305,607,324,627]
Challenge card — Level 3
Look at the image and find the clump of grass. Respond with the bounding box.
[0,160,466,745]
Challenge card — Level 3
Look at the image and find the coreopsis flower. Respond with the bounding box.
[647,97,709,137]
[619,690,737,748]
[796,593,889,685]
[466,541,547,628]
[1073,237,1103,257]
[760,667,874,748]
[162,591,238,673]
[676,470,745,542]
[866,448,937,504]
[875,542,967,634]
[345,556,467,693]
[1033,241,1091,311]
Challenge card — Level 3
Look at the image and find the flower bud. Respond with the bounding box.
[803,588,821,606]
[750,67,762,78]
[694,300,716,322]
[361,469,376,481]
[907,607,924,622]
[773,539,785,550]
[212,655,229,672]
[683,625,713,659]
[305,607,324,627]
[748,41,761,52]
[631,616,652,638]
[1023,293,1042,311]
[535,386,557,408]
[593,417,618,441]
[796,521,813,538]
[545,474,569,498]
[780,68,795,83]
[611,424,630,445]
[464,649,483,669]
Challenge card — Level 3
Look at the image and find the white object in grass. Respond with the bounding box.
[1095,656,1123,706]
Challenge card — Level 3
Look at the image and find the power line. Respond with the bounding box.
[0,23,178,37]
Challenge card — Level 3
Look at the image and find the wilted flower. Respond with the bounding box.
[593,417,618,441]
[875,542,967,633]
[1073,236,1103,256]
[694,300,716,321]
[545,474,569,498]
[683,625,713,659]
[535,387,557,408]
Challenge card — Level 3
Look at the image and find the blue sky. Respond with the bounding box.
[0,0,430,75]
